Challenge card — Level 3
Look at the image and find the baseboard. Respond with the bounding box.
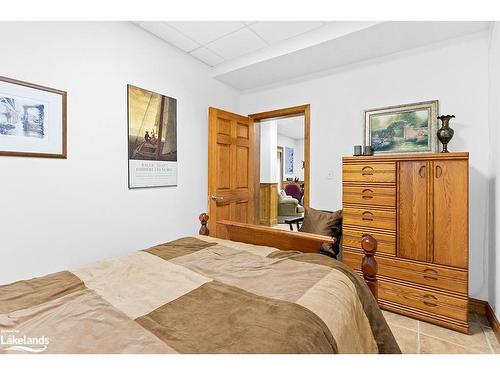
[469,298,500,342]
[486,303,500,343]
[468,297,487,315]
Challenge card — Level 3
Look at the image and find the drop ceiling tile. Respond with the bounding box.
[206,27,268,60]
[190,47,225,66]
[167,21,245,45]
[138,21,200,52]
[250,21,324,44]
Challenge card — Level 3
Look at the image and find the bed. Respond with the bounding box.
[0,214,400,354]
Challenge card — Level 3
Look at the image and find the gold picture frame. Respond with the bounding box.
[364,100,438,154]
[0,76,67,158]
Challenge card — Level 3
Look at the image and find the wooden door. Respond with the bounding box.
[432,160,468,268]
[208,107,254,238]
[398,160,429,262]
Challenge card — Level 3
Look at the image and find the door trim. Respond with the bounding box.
[249,104,310,224]
[277,145,284,190]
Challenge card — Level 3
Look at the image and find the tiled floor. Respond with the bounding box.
[383,310,500,354]
[271,224,293,231]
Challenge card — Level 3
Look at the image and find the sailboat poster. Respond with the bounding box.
[127,85,178,188]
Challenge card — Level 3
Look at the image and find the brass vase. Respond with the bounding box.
[437,115,455,153]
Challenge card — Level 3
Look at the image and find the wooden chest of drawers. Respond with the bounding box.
[343,207,396,231]
[342,153,469,333]
[343,185,396,207]
[343,162,396,183]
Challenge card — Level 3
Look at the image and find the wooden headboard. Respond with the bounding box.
[198,213,378,298]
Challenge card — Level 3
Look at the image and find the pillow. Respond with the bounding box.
[278,189,289,200]
[299,207,342,237]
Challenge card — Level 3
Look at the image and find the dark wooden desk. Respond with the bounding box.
[284,216,304,231]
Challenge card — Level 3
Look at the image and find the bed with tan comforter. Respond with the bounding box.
[0,236,400,354]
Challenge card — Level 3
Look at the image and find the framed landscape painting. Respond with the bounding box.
[364,100,438,154]
[0,76,67,158]
[127,84,177,189]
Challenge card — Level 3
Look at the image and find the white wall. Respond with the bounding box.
[294,139,305,181]
[0,22,238,284]
[259,120,278,183]
[260,121,305,184]
[277,134,305,181]
[488,22,500,319]
[239,32,491,300]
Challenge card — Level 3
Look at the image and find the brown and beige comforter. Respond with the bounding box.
[0,236,400,354]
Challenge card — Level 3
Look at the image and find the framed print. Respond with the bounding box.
[0,76,67,158]
[285,146,294,175]
[364,100,438,154]
[127,84,177,188]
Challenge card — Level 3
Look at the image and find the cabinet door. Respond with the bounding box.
[398,161,429,262]
[433,160,468,268]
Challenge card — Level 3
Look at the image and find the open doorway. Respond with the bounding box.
[250,105,310,230]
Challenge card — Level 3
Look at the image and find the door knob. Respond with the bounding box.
[210,195,223,201]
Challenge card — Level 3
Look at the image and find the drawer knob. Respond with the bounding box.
[423,268,438,281]
[362,189,374,199]
[423,294,438,307]
[361,166,374,176]
[362,211,374,221]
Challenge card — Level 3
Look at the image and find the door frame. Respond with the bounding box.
[249,104,311,224]
[277,145,284,190]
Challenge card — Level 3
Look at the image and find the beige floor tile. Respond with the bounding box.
[419,321,490,351]
[419,333,490,354]
[382,310,499,354]
[468,312,478,322]
[382,310,418,331]
[470,312,490,327]
[482,326,500,353]
[389,324,418,354]
[491,342,500,354]
[271,224,292,231]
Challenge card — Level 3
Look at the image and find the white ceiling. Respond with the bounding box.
[136,21,329,67]
[135,21,491,91]
[277,116,305,140]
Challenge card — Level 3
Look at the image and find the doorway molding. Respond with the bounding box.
[249,104,310,224]
[277,145,284,190]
